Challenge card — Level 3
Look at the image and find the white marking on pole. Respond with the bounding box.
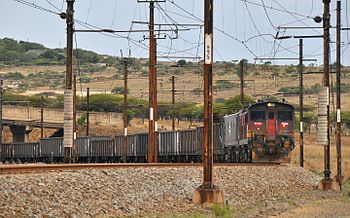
[300,122,303,133]
[155,121,158,132]
[337,109,341,123]
[124,127,128,136]
[327,87,330,105]
[150,107,153,121]
[205,34,213,64]
[73,132,76,140]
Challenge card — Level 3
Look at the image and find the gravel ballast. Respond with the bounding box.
[0,165,321,217]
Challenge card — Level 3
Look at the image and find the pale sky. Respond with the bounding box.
[1,0,349,66]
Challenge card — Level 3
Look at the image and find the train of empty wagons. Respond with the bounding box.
[0,101,296,163]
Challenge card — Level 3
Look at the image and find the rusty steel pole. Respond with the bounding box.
[203,0,214,189]
[86,87,89,136]
[40,95,44,139]
[123,57,128,163]
[171,76,175,131]
[147,1,155,163]
[240,60,244,102]
[63,0,74,163]
[299,39,304,167]
[323,0,331,181]
[336,0,342,189]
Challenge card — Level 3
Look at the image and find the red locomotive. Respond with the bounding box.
[223,101,295,162]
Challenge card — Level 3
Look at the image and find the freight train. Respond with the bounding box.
[223,101,295,163]
[0,101,295,163]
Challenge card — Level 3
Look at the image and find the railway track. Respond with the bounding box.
[0,162,284,174]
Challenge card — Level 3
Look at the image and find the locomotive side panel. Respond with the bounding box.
[223,112,248,147]
[223,113,239,146]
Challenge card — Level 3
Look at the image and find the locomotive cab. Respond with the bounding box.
[248,102,295,163]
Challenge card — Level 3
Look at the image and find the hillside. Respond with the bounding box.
[1,38,350,120]
[0,37,115,66]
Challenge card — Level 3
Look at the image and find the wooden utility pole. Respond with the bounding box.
[193,0,223,205]
[63,0,74,162]
[40,95,44,139]
[171,76,176,131]
[86,87,90,136]
[123,57,128,163]
[240,60,244,102]
[299,39,304,167]
[336,0,343,189]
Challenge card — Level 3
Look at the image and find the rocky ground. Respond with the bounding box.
[0,165,348,217]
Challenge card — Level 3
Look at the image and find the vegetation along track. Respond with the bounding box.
[0,162,283,174]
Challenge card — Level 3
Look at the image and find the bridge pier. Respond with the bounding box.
[9,125,33,143]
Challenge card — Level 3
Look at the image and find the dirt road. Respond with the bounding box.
[272,192,350,218]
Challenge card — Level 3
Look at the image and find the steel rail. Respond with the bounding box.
[0,163,283,174]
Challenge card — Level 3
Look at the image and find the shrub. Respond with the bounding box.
[191,87,203,95]
[77,114,87,125]
[211,204,234,218]
[2,71,25,80]
[215,80,237,91]
[111,86,129,94]
[177,59,186,67]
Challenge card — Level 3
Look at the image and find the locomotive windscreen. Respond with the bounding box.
[277,110,293,121]
[250,110,265,121]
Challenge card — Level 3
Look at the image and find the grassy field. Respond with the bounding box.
[291,133,350,180]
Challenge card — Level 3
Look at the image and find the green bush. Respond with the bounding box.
[2,71,25,80]
[345,179,350,193]
[177,59,186,67]
[215,80,237,91]
[215,95,255,117]
[77,114,87,125]
[111,86,129,94]
[211,204,234,218]
[191,88,202,95]
[331,111,350,128]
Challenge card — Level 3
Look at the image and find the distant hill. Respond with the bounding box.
[0,37,116,66]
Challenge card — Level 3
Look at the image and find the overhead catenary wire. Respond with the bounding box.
[11,0,350,67]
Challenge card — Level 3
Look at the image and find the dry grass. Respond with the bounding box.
[4,64,350,109]
[291,133,350,180]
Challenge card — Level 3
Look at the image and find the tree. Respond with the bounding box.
[177,59,186,67]
[235,59,249,77]
[39,50,65,60]
[219,95,255,116]
[285,65,296,74]
[261,95,278,102]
